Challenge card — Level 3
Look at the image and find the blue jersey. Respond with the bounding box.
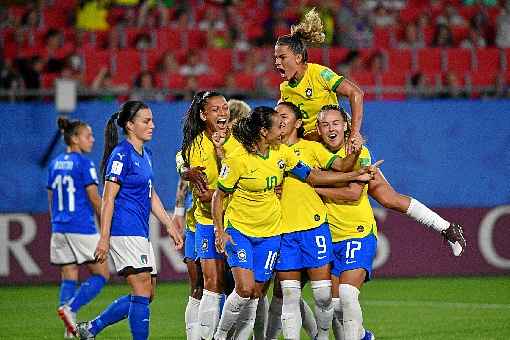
[47,152,99,234]
[105,140,153,238]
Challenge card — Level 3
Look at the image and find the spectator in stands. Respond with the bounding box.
[199,7,227,31]
[172,8,193,30]
[408,72,430,99]
[436,4,467,27]
[399,22,425,49]
[20,56,44,90]
[496,6,510,48]
[0,58,23,90]
[131,70,164,101]
[91,66,129,101]
[336,50,364,77]
[367,51,385,73]
[21,7,40,28]
[157,51,179,75]
[242,50,269,75]
[460,24,487,48]
[75,0,110,31]
[222,73,246,99]
[182,75,198,101]
[134,32,152,50]
[179,51,208,77]
[371,3,396,27]
[432,24,454,47]
[440,71,467,99]
[335,0,373,48]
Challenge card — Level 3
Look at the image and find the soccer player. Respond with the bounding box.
[274,101,368,340]
[275,10,466,256]
[211,106,377,340]
[49,116,109,339]
[181,91,242,340]
[274,8,364,153]
[76,101,183,340]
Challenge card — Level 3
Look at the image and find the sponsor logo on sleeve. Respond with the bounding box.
[111,161,123,175]
[219,164,230,179]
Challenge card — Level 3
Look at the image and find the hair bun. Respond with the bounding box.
[57,115,70,132]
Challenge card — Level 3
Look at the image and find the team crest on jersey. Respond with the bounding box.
[357,225,364,232]
[237,249,247,262]
[305,88,313,97]
[277,160,285,169]
[140,254,148,265]
[201,239,208,251]
[314,214,320,221]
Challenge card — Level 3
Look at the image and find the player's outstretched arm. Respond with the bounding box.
[315,183,364,202]
[336,78,364,155]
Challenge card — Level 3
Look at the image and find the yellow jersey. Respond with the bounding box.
[281,139,338,233]
[280,63,344,134]
[218,144,300,238]
[188,132,241,225]
[324,146,377,242]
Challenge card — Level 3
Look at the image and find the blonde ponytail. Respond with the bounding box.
[290,8,325,45]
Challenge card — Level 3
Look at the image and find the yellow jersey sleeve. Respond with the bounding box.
[314,64,344,93]
[308,140,338,169]
[280,144,301,172]
[217,155,243,193]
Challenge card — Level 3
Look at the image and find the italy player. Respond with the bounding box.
[76,101,183,340]
[274,8,364,153]
[212,107,377,340]
[275,10,466,256]
[181,91,242,340]
[49,116,109,338]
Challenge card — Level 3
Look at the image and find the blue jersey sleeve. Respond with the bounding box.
[46,162,53,189]
[289,160,312,182]
[81,157,99,187]
[105,148,131,184]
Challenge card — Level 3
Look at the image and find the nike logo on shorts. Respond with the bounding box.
[346,260,356,264]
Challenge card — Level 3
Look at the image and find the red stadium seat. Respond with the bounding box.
[417,48,442,73]
[328,48,350,68]
[445,48,472,74]
[373,27,395,49]
[206,48,232,77]
[380,72,408,100]
[474,48,501,74]
[468,71,498,96]
[155,28,181,50]
[112,50,141,85]
[41,73,57,89]
[82,49,112,84]
[307,48,323,64]
[186,29,207,49]
[234,72,256,91]
[386,49,413,74]
[349,71,376,100]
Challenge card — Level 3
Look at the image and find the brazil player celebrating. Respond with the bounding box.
[274,8,364,153]
[49,117,109,338]
[181,91,242,340]
[76,101,183,340]
[211,107,377,340]
[275,10,466,257]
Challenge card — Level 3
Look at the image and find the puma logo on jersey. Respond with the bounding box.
[117,153,126,160]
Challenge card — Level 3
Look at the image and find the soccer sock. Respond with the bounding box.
[219,293,226,313]
[339,284,363,340]
[332,297,345,340]
[311,280,334,340]
[59,279,78,306]
[214,290,250,340]
[128,295,150,340]
[406,198,450,232]
[69,275,107,313]
[265,296,282,340]
[233,297,259,340]
[185,296,201,340]
[89,295,130,335]
[198,289,222,340]
[300,298,318,339]
[253,296,269,340]
[281,280,302,340]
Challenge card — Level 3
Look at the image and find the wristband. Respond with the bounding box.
[174,207,185,216]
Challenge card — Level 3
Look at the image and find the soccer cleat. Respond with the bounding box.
[442,223,466,257]
[64,329,74,339]
[76,322,95,340]
[362,329,375,340]
[57,305,76,336]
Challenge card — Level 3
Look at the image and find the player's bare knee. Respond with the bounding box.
[61,264,79,280]
[236,282,255,298]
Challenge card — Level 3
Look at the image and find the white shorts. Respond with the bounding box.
[50,233,99,265]
[109,236,157,276]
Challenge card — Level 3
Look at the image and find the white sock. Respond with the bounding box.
[339,284,363,340]
[252,296,268,340]
[406,198,450,232]
[265,296,282,340]
[233,297,259,340]
[332,297,344,340]
[185,296,201,340]
[214,290,251,340]
[281,280,302,340]
[300,298,318,339]
[198,290,222,340]
[311,280,334,340]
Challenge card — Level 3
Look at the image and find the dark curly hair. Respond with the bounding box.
[233,106,276,153]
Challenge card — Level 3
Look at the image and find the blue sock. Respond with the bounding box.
[89,295,130,336]
[59,280,78,306]
[128,295,150,340]
[69,275,107,313]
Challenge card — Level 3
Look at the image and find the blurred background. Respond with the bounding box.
[0,1,508,338]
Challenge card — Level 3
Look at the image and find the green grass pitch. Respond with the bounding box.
[1,276,509,339]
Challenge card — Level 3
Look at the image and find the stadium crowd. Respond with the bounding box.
[1,0,510,100]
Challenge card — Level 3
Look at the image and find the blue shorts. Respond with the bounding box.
[331,234,377,281]
[225,228,281,283]
[184,228,197,262]
[276,223,332,271]
[195,223,224,260]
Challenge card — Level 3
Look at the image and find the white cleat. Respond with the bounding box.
[57,304,77,337]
